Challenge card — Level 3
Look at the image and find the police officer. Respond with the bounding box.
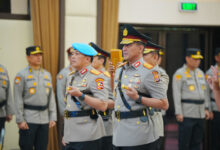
[57,47,75,150]
[143,42,169,150]
[63,43,108,150]
[206,47,220,150]
[90,42,114,150]
[0,64,14,138]
[113,25,168,150]
[14,46,57,150]
[57,47,74,117]
[172,48,210,150]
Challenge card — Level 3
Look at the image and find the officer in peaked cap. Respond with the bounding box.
[172,48,210,150]
[63,43,108,150]
[57,47,75,150]
[14,46,57,150]
[90,42,114,150]
[113,25,168,150]
[143,41,169,150]
[57,47,75,117]
[0,64,15,140]
[205,47,220,150]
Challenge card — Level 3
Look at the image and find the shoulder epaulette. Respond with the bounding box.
[104,71,111,78]
[117,62,127,68]
[90,69,101,75]
[68,70,76,76]
[143,62,153,69]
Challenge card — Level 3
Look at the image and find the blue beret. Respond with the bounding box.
[72,43,97,56]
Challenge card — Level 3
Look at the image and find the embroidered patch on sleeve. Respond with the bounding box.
[152,71,160,82]
[96,78,104,90]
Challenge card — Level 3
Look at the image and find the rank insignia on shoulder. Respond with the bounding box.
[0,67,4,73]
[44,75,49,79]
[15,76,21,84]
[58,74,63,80]
[176,74,182,80]
[152,71,160,82]
[96,78,104,90]
[80,68,88,75]
[143,63,153,69]
[90,69,101,75]
[104,71,111,78]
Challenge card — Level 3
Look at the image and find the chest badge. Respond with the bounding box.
[189,85,195,91]
[15,77,21,84]
[134,61,141,68]
[29,88,36,95]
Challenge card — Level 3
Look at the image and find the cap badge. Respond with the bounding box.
[123,28,128,36]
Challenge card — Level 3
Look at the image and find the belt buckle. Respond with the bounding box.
[116,111,120,122]
[64,110,69,119]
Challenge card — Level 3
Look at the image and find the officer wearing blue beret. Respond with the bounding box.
[14,46,57,150]
[63,43,108,150]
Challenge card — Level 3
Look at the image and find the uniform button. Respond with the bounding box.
[136,121,140,125]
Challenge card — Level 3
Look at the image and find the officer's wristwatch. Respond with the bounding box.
[136,95,142,104]
[78,93,85,101]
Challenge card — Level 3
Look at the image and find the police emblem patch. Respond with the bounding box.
[15,77,21,84]
[152,71,160,82]
[96,78,104,90]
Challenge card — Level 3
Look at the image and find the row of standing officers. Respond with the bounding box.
[0,24,219,150]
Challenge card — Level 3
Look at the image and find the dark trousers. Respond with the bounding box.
[19,123,49,150]
[113,140,157,150]
[178,118,205,150]
[100,136,112,150]
[65,138,102,150]
[210,111,220,150]
[0,118,6,147]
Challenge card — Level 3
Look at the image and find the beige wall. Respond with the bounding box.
[119,0,220,26]
[64,0,97,67]
[0,19,33,150]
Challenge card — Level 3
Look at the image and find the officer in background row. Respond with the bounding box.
[14,46,57,150]
[113,24,168,150]
[90,42,114,150]
[0,64,14,141]
[206,47,220,150]
[63,43,108,150]
[143,42,169,150]
[172,48,210,150]
[57,47,75,150]
[57,47,74,117]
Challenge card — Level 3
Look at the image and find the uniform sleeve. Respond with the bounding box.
[205,69,212,111]
[5,69,15,115]
[14,73,25,123]
[90,74,108,101]
[48,74,57,121]
[160,70,169,93]
[172,71,183,115]
[105,76,114,100]
[56,72,67,117]
[144,69,167,99]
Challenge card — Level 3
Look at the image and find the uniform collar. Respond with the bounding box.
[27,65,43,74]
[125,57,143,70]
[100,67,105,73]
[78,65,91,77]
